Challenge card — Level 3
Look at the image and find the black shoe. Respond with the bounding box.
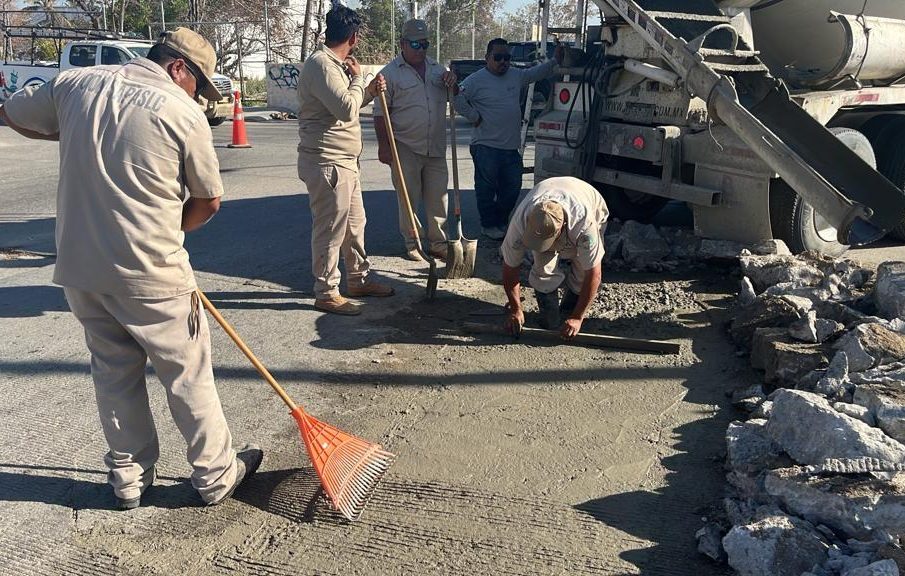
[207,444,264,506]
[535,290,560,330]
[560,289,579,318]
[116,466,155,511]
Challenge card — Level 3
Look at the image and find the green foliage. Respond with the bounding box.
[33,39,61,61]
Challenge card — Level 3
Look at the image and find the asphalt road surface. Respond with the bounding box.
[0,116,897,576]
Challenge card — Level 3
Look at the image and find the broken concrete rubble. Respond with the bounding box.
[722,513,829,576]
[766,390,905,465]
[876,262,905,321]
[853,382,905,445]
[726,419,785,475]
[835,324,905,373]
[617,221,671,267]
[740,254,824,292]
[843,559,900,576]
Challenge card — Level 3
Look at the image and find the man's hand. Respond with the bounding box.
[344,55,362,77]
[441,70,457,89]
[560,317,582,340]
[378,146,392,165]
[366,73,386,98]
[553,43,565,65]
[505,307,525,338]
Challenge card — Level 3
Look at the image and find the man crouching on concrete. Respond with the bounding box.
[502,177,609,340]
[297,4,394,315]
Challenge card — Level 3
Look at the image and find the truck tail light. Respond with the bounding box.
[559,88,571,105]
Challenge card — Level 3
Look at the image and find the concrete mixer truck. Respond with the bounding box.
[533,0,905,256]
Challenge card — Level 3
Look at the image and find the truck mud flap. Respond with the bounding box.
[745,76,905,240]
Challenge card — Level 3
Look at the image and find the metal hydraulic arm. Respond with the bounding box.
[590,0,905,246]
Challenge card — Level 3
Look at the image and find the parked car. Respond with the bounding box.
[1,39,234,126]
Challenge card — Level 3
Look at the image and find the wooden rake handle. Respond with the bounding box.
[448,87,462,216]
[378,89,424,250]
[196,289,299,412]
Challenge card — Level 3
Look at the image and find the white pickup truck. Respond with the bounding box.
[1,39,234,126]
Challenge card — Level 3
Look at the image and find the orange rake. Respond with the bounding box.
[196,290,395,520]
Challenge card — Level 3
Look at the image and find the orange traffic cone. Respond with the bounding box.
[228,90,252,149]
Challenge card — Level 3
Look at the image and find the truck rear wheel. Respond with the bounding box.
[770,127,876,257]
[593,185,669,223]
[861,115,905,241]
[208,117,226,127]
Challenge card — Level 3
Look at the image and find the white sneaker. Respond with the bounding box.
[482,226,505,241]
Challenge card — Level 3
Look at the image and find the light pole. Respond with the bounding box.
[470,4,474,59]
[263,1,271,63]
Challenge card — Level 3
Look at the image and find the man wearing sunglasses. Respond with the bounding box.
[0,28,263,510]
[374,19,457,262]
[455,38,564,240]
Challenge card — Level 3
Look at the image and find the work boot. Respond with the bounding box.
[403,247,425,262]
[347,278,395,298]
[315,295,361,316]
[535,290,561,330]
[115,466,156,511]
[560,289,580,318]
[207,444,264,507]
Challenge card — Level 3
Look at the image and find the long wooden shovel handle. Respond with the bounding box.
[448,87,462,217]
[196,289,298,412]
[378,90,423,248]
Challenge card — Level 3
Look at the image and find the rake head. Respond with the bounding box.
[291,407,395,521]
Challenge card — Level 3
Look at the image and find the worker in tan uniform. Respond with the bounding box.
[500,177,609,339]
[374,19,457,262]
[0,28,262,510]
[297,4,393,315]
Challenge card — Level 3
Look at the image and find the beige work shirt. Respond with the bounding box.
[502,177,609,270]
[297,45,375,172]
[373,54,448,158]
[3,58,223,298]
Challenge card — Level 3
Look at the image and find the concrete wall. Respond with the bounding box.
[266,62,384,113]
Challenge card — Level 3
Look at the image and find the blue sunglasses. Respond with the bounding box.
[406,39,430,50]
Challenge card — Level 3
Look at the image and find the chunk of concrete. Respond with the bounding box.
[763,340,828,385]
[854,382,905,445]
[619,221,670,267]
[732,296,804,347]
[723,513,829,576]
[766,467,905,542]
[740,254,825,292]
[766,390,905,464]
[834,402,877,427]
[817,319,846,343]
[739,277,757,307]
[749,239,792,256]
[726,419,785,475]
[843,559,900,576]
[835,324,905,373]
[696,522,727,562]
[876,262,905,321]
[814,352,850,399]
[790,311,819,343]
[752,328,791,370]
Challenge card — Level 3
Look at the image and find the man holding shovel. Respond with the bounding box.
[501,177,609,340]
[297,4,393,315]
[374,19,457,262]
[0,28,262,509]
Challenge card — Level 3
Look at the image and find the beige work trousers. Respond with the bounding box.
[300,163,371,299]
[529,246,586,295]
[64,287,238,504]
[390,143,449,252]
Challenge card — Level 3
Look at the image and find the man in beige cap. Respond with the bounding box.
[0,28,262,509]
[500,177,609,339]
[374,19,457,261]
[297,4,393,315]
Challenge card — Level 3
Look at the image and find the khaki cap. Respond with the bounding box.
[523,200,565,252]
[401,19,429,41]
[157,27,221,101]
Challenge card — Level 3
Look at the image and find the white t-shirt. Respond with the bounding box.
[501,177,609,270]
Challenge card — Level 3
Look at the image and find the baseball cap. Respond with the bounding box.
[523,200,565,252]
[157,28,221,101]
[401,19,429,41]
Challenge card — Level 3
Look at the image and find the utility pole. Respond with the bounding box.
[263,1,271,63]
[160,1,166,32]
[470,5,475,59]
[390,0,395,48]
[301,0,315,60]
[435,5,439,63]
[499,16,504,38]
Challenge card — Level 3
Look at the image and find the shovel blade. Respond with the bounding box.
[444,238,477,279]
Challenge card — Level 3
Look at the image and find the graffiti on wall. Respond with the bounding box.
[266,62,383,114]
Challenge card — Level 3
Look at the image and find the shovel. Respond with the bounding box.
[377,89,438,299]
[444,88,477,279]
